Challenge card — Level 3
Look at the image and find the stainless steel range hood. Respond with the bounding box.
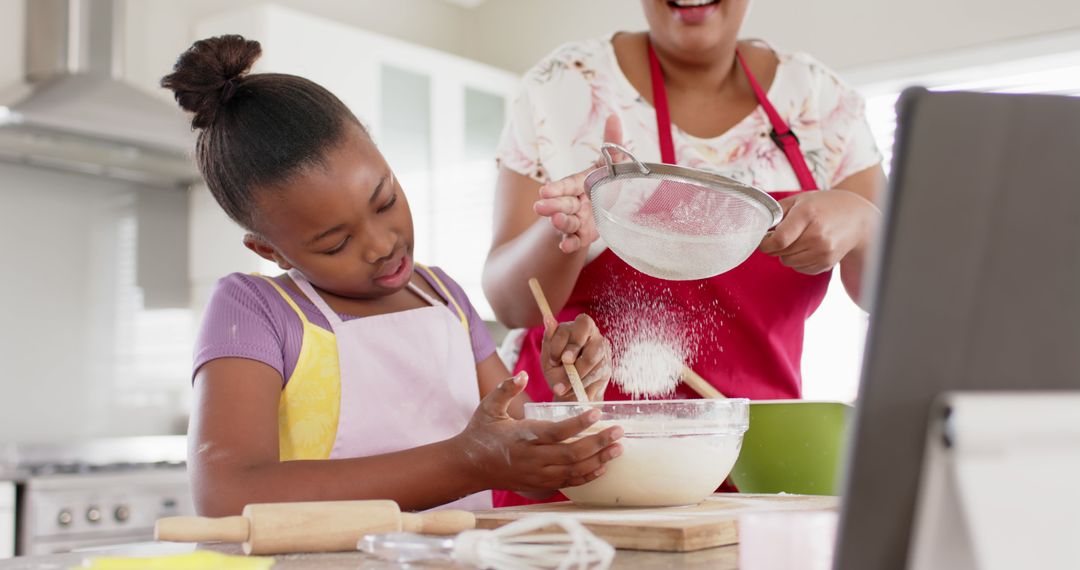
[0,0,199,188]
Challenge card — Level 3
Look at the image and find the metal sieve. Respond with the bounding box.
[586,143,783,281]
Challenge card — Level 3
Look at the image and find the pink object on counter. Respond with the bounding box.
[738,509,838,570]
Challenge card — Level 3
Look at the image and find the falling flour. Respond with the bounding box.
[595,278,702,399]
[614,338,686,398]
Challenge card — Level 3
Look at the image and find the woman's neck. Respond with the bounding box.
[646,33,740,95]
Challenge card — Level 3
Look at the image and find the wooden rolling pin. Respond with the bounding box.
[155,500,475,555]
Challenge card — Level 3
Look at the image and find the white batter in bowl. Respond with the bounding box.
[525,399,750,507]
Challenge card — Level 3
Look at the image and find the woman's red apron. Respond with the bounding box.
[495,42,831,506]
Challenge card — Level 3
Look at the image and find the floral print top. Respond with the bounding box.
[496,36,883,193]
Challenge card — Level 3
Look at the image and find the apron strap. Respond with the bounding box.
[256,274,313,326]
[647,40,677,164]
[287,269,346,326]
[734,49,818,191]
[285,267,471,334]
[404,282,441,307]
[415,264,471,334]
[646,39,819,191]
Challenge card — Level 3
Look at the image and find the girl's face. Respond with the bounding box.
[245,123,416,300]
[641,0,750,62]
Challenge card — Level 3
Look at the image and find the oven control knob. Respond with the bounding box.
[114,505,130,522]
[86,506,102,523]
[57,510,73,527]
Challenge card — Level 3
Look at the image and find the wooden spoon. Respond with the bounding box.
[527,278,589,403]
[681,366,726,399]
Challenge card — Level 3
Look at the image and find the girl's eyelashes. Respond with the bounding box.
[377,191,397,214]
[317,191,395,255]
[322,236,350,255]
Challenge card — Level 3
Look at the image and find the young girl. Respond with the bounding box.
[163,35,620,517]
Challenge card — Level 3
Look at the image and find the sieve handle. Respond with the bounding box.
[601,143,650,177]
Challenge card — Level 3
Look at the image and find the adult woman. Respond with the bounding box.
[485,1,884,408]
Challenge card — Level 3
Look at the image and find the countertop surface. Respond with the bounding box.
[0,493,839,569]
[0,541,741,569]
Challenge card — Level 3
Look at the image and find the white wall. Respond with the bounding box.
[123,0,473,102]
[0,163,192,443]
[5,0,1079,98]
[462,0,647,72]
[462,0,1080,74]
[0,0,23,90]
[0,0,472,105]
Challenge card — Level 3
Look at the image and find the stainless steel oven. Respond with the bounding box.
[2,437,194,557]
[18,467,193,556]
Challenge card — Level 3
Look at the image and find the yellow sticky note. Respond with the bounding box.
[80,550,274,569]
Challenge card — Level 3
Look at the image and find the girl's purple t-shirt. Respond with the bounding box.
[193,267,497,385]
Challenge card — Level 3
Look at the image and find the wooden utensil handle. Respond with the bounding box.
[527,278,589,403]
[155,515,249,543]
[400,509,476,535]
[681,366,726,399]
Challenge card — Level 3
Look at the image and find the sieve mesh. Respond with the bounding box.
[587,144,781,281]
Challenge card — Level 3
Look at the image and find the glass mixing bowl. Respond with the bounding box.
[524,399,750,507]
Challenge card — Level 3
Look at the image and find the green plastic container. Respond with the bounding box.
[729,400,853,496]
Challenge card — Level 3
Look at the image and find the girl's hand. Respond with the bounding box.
[454,373,623,492]
[758,189,881,275]
[542,314,611,401]
[533,115,625,254]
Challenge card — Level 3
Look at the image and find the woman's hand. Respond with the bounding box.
[542,314,612,401]
[454,373,623,492]
[758,189,881,275]
[533,116,625,254]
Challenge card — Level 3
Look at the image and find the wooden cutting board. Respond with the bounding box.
[475,493,837,552]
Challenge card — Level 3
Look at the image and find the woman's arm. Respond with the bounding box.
[190,358,621,516]
[483,116,625,328]
[832,165,887,306]
[482,167,590,328]
[759,163,886,310]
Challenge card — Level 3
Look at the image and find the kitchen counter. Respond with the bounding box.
[0,494,839,568]
[0,471,27,483]
[0,541,741,569]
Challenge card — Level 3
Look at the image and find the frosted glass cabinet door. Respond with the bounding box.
[0,481,12,559]
[379,65,433,261]
[432,87,507,319]
[464,87,505,162]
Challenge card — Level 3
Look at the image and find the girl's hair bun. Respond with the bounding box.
[161,35,262,129]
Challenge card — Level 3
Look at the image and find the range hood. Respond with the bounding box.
[0,0,200,188]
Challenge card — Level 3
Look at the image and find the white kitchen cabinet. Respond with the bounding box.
[192,5,520,318]
[0,480,13,558]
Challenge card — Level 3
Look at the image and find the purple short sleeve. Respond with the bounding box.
[192,273,288,384]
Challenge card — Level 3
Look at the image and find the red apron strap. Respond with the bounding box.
[647,41,677,164]
[734,49,818,191]
[646,38,818,191]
